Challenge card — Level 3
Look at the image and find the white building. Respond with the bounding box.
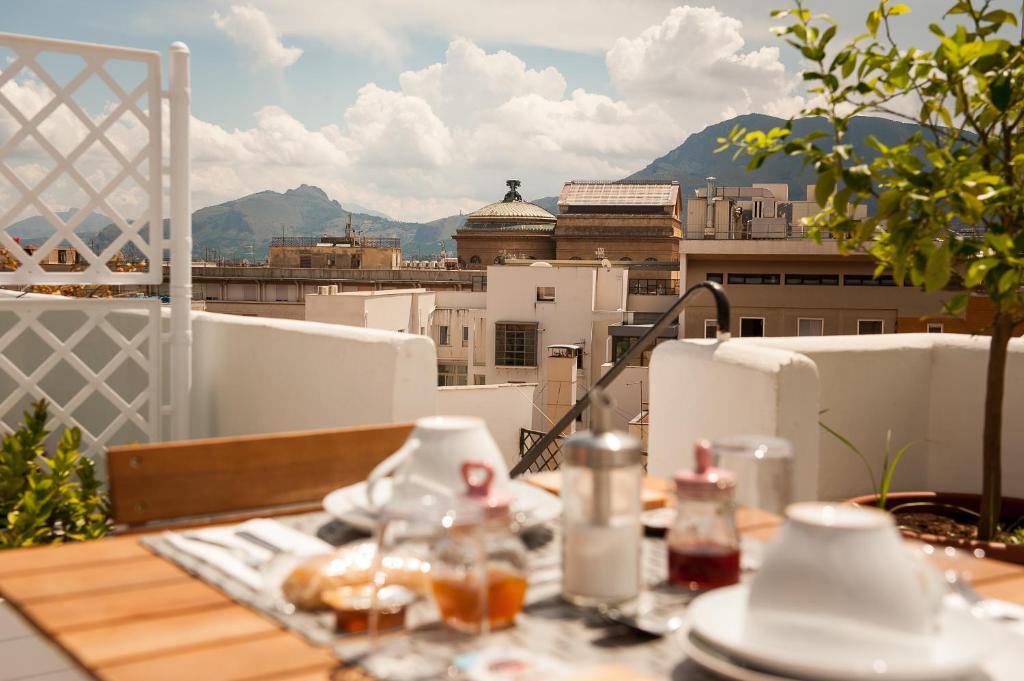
[304,287,436,335]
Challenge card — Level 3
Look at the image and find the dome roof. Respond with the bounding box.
[466,199,555,222]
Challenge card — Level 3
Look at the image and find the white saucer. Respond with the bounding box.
[322,479,562,532]
[687,584,1007,681]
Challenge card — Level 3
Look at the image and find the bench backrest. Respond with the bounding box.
[107,423,413,527]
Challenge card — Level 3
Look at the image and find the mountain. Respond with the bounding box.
[6,209,113,241]
[627,113,927,202]
[187,184,446,260]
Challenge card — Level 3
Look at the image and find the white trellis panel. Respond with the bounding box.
[0,33,162,285]
[0,32,191,450]
[0,297,160,466]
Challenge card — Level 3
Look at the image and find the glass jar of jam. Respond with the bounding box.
[667,440,740,591]
[430,461,528,633]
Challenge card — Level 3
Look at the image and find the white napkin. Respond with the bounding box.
[163,531,266,591]
[235,518,332,557]
[164,519,332,592]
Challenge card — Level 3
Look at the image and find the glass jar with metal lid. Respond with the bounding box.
[561,390,644,607]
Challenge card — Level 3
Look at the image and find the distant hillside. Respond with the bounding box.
[6,209,113,241]
[627,113,928,202]
[188,184,448,260]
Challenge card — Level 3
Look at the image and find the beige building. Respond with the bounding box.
[685,179,868,240]
[304,287,435,335]
[268,231,402,270]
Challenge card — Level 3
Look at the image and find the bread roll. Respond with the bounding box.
[281,541,430,610]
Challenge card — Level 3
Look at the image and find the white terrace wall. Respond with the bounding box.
[190,311,437,439]
[648,334,1024,502]
[436,382,537,469]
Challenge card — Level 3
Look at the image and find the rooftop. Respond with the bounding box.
[558,180,680,208]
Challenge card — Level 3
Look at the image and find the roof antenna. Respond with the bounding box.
[503,179,522,202]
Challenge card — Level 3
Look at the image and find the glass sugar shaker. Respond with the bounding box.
[667,439,740,591]
[430,461,528,633]
[561,389,643,607]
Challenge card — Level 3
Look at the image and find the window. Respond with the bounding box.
[927,323,944,333]
[707,273,724,284]
[439,325,450,346]
[299,255,312,268]
[644,257,658,262]
[462,326,469,346]
[844,274,896,286]
[612,336,670,367]
[536,286,555,302]
[437,362,468,387]
[629,279,680,295]
[569,256,582,260]
[57,250,68,264]
[740,317,765,337]
[704,320,718,339]
[495,322,538,367]
[785,274,839,286]
[798,318,824,336]
[858,319,885,334]
[620,256,632,262]
[469,255,481,264]
[728,273,780,285]
[474,374,486,385]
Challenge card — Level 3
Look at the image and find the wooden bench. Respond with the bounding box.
[106,423,413,529]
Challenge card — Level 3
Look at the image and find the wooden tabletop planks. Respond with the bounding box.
[2,491,1024,681]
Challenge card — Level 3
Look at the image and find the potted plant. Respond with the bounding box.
[823,423,1024,563]
[0,400,112,548]
[724,1,1023,544]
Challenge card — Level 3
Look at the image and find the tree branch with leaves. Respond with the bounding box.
[721,0,1023,540]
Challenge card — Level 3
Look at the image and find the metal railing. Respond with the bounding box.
[510,280,731,477]
[518,428,564,473]
[681,224,837,240]
[269,235,401,249]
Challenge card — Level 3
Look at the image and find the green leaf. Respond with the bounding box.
[815,170,836,208]
[924,244,952,292]
[965,258,998,288]
[990,73,1012,111]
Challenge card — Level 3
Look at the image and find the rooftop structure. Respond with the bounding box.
[454,180,558,267]
[267,215,402,269]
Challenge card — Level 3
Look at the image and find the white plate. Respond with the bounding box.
[687,584,1007,681]
[322,479,562,532]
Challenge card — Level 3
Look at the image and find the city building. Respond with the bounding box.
[267,224,402,270]
[454,179,557,267]
[304,287,435,335]
[684,178,869,240]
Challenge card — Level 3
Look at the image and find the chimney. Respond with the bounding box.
[705,176,717,233]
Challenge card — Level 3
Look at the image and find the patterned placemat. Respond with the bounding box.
[142,513,714,679]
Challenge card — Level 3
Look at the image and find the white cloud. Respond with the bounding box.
[607,6,805,123]
[212,5,303,68]
[3,5,821,223]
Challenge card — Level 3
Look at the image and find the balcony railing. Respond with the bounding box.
[269,235,401,249]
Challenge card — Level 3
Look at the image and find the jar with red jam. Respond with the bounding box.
[667,440,740,591]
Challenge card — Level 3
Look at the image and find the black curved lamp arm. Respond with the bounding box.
[509,280,731,478]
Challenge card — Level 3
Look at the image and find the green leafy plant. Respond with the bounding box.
[821,421,919,510]
[0,399,112,548]
[721,0,1024,539]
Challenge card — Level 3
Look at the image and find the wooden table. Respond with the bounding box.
[3,482,1024,681]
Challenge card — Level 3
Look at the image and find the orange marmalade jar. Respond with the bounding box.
[429,461,528,633]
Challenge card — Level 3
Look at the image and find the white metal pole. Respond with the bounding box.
[168,42,192,440]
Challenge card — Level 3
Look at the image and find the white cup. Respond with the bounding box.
[366,416,507,510]
[747,502,945,644]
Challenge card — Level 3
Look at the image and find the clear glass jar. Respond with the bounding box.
[429,462,528,633]
[667,440,740,591]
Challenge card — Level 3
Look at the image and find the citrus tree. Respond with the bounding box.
[722,0,1023,539]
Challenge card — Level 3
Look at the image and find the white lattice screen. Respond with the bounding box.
[0,32,191,461]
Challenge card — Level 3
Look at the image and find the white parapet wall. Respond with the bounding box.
[648,334,1024,502]
[436,383,537,469]
[190,311,437,438]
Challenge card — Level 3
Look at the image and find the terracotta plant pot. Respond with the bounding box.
[847,491,1024,566]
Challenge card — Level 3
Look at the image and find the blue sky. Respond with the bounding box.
[1,1,1010,222]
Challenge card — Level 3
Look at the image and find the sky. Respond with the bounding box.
[0,1,1011,223]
